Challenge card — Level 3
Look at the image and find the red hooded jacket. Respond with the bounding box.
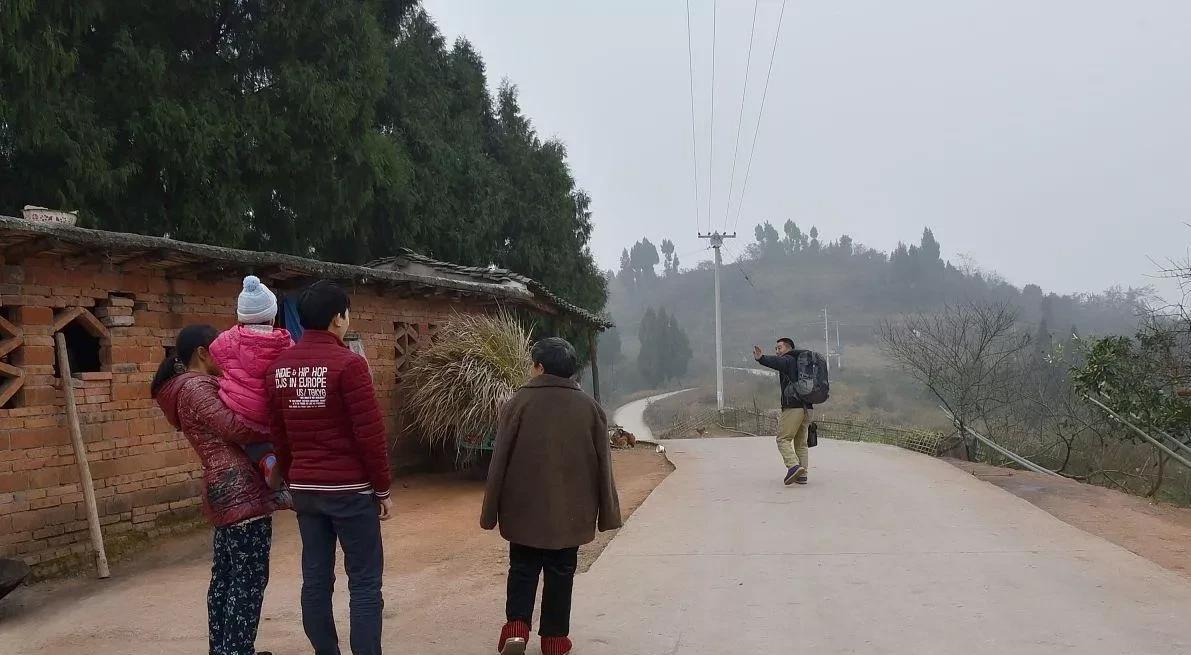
[266,330,392,497]
[155,373,287,527]
[209,325,294,431]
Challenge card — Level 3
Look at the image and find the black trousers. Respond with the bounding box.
[506,543,579,638]
[293,492,384,655]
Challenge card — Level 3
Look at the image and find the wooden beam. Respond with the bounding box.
[0,361,23,379]
[158,259,210,278]
[252,264,291,280]
[131,250,217,274]
[55,332,110,579]
[52,307,84,333]
[590,330,602,404]
[53,307,110,338]
[0,338,20,359]
[0,311,23,339]
[0,369,23,407]
[61,246,106,270]
[4,236,62,264]
[108,248,163,267]
[196,266,241,282]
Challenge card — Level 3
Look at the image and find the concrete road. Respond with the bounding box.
[570,437,1191,654]
[611,389,694,440]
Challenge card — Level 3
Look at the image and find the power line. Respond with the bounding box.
[670,244,712,270]
[722,0,760,231]
[723,243,759,290]
[684,0,701,233]
[707,0,717,233]
[678,245,712,259]
[722,244,771,309]
[721,243,786,345]
[731,0,789,233]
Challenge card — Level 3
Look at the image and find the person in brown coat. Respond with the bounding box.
[481,337,622,655]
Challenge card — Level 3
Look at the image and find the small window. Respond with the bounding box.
[58,321,103,376]
[51,307,111,379]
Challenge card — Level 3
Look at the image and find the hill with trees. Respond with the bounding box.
[601,222,1149,425]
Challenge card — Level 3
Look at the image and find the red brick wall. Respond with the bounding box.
[0,253,489,576]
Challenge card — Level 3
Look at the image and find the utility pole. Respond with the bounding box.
[835,321,842,370]
[823,307,831,371]
[699,231,736,409]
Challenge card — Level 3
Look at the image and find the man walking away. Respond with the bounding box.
[482,337,623,655]
[754,338,812,486]
[268,281,392,655]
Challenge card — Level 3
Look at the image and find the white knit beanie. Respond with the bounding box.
[237,275,278,324]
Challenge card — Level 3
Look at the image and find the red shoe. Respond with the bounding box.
[541,636,573,655]
[498,621,530,654]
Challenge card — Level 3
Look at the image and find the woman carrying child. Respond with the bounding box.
[152,324,290,655]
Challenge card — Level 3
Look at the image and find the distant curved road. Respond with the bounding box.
[611,389,695,441]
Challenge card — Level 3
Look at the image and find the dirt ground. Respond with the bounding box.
[0,445,673,655]
[949,459,1191,580]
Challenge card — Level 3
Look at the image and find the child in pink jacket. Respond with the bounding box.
[209,276,294,489]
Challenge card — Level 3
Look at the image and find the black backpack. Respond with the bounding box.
[784,350,830,405]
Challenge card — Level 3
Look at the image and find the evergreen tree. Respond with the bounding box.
[660,238,676,276]
[920,227,942,266]
[637,308,664,386]
[630,238,661,282]
[783,220,803,253]
[0,2,608,329]
[754,221,783,258]
[1034,318,1053,357]
[636,306,692,385]
[664,310,693,379]
[618,249,633,284]
[598,325,623,387]
[838,234,854,256]
[891,242,912,282]
[2,0,402,253]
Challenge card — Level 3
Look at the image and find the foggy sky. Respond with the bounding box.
[424,0,1191,301]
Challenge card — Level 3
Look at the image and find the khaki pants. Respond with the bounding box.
[777,408,811,470]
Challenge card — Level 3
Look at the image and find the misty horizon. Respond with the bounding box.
[426,0,1190,302]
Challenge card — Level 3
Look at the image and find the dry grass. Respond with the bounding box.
[400,311,532,449]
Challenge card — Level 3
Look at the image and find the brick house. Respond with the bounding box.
[0,214,608,577]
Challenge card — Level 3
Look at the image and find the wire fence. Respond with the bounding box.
[812,414,950,457]
[657,405,950,457]
[657,407,730,440]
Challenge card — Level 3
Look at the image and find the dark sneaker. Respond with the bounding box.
[784,465,804,486]
[795,472,809,485]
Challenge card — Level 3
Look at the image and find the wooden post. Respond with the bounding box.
[590,330,602,404]
[55,332,110,579]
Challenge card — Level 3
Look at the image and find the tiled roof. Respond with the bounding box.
[0,216,610,329]
[368,250,612,328]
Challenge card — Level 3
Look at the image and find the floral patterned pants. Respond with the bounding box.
[209,516,273,655]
